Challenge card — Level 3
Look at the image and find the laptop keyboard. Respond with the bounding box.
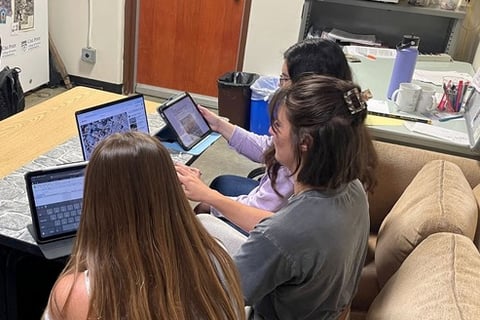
[38,199,82,237]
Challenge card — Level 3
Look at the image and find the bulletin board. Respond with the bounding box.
[0,0,49,92]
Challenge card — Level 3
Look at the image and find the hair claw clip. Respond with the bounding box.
[344,88,367,115]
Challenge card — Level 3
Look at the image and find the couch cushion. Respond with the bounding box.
[368,141,480,234]
[472,184,480,250]
[367,232,480,320]
[375,160,478,287]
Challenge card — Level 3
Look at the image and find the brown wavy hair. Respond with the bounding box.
[270,75,377,192]
[47,132,245,319]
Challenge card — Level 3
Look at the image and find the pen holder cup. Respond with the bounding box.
[438,76,468,113]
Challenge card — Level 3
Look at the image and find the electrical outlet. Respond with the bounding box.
[81,47,96,64]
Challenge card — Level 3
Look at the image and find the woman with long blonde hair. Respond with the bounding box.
[43,131,245,319]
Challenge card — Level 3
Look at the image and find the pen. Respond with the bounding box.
[438,114,464,122]
[367,111,432,124]
[438,92,446,111]
[360,53,376,61]
[455,80,464,112]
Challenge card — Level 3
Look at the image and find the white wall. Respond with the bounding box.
[47,1,480,87]
[453,1,480,65]
[242,0,303,76]
[474,42,480,71]
[48,0,124,84]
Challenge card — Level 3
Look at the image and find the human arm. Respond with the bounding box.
[228,126,272,163]
[176,164,273,231]
[208,166,293,220]
[43,272,90,320]
[232,166,294,212]
[234,226,293,305]
[198,105,236,141]
[198,105,272,163]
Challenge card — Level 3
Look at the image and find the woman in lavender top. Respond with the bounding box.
[187,38,353,233]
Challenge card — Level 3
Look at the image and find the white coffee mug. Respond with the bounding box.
[391,83,422,113]
[416,84,437,114]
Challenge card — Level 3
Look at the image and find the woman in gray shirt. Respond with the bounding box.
[178,75,377,319]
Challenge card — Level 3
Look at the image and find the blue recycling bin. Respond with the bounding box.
[249,76,279,135]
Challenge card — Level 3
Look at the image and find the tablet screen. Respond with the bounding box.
[160,92,212,150]
[25,162,87,243]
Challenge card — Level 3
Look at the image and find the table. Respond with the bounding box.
[0,86,187,319]
[350,58,479,159]
[0,86,165,178]
[0,86,175,252]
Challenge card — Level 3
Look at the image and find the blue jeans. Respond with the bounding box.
[209,174,259,197]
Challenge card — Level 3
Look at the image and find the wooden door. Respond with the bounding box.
[136,0,248,98]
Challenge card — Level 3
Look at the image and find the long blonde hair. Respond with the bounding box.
[48,132,245,319]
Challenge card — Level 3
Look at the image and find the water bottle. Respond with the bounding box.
[387,35,420,100]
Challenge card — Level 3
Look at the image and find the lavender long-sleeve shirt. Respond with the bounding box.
[211,126,294,217]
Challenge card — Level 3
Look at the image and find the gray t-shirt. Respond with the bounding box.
[234,179,369,320]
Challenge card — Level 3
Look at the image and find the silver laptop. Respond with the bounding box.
[463,85,480,152]
[25,162,87,260]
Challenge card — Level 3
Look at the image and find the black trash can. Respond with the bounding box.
[217,72,259,130]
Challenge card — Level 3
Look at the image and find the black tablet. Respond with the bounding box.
[25,162,88,244]
[158,92,212,150]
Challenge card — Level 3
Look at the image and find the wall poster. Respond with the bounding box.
[14,0,34,31]
[0,0,48,92]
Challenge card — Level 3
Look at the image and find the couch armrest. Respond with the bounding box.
[369,141,480,233]
[367,233,480,320]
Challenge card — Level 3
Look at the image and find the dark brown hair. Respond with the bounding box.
[270,75,377,192]
[284,38,352,83]
[264,38,353,195]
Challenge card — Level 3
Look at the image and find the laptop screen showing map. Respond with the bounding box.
[75,94,149,160]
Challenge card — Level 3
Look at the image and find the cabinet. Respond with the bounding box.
[299,0,466,55]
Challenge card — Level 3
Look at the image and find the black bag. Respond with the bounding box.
[0,66,25,121]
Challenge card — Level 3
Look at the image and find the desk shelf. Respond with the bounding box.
[299,0,466,54]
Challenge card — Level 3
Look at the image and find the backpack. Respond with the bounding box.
[0,66,25,121]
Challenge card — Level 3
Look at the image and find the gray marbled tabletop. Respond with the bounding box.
[0,113,188,248]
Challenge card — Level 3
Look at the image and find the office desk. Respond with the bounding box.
[350,58,478,159]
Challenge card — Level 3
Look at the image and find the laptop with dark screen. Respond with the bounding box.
[25,162,87,259]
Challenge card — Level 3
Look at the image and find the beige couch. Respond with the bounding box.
[351,140,480,319]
